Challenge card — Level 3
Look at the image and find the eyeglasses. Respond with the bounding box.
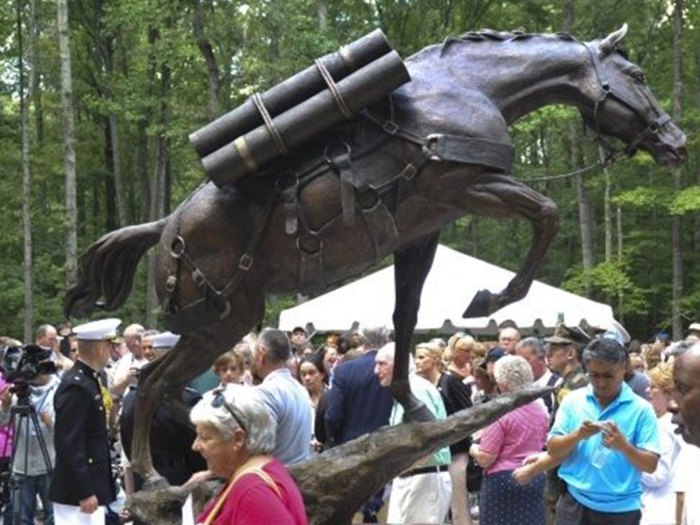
[211,389,247,433]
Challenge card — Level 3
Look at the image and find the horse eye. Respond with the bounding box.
[632,71,646,84]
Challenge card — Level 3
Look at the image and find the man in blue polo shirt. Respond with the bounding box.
[548,337,661,525]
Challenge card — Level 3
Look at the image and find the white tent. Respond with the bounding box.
[278,244,614,335]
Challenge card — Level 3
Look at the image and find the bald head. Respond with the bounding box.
[670,342,700,447]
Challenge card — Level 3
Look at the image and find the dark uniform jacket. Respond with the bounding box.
[49,360,116,506]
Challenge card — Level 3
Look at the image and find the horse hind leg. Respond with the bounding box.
[391,233,439,423]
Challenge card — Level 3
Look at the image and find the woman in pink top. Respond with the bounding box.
[469,355,549,525]
[190,384,308,525]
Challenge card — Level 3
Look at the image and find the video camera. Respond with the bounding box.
[2,344,57,386]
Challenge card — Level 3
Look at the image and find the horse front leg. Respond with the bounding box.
[461,174,559,317]
[130,318,257,488]
[391,233,440,423]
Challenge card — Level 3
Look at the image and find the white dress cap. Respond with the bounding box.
[151,331,180,349]
[73,318,122,341]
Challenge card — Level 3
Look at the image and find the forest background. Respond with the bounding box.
[0,0,698,343]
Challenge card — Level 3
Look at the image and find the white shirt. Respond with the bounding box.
[641,413,684,525]
[110,352,149,397]
[674,441,700,525]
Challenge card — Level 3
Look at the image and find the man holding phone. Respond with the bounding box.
[548,337,661,525]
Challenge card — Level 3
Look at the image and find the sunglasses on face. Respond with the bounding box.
[211,389,247,433]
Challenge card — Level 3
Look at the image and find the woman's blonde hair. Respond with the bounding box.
[415,340,446,372]
[647,362,674,394]
[447,333,478,353]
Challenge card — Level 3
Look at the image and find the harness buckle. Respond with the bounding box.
[382,121,399,135]
[401,163,418,180]
[239,253,253,271]
[192,269,206,288]
[165,275,177,293]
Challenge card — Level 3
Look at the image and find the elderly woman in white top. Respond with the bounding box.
[641,363,685,525]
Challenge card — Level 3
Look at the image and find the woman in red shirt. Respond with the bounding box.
[190,384,308,525]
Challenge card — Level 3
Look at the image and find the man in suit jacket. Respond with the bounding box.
[325,327,394,523]
[50,318,120,525]
[325,326,393,445]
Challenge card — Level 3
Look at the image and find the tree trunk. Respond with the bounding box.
[192,0,221,119]
[694,47,700,295]
[146,62,171,327]
[28,0,43,146]
[600,146,613,264]
[19,0,34,342]
[671,0,684,339]
[317,0,328,30]
[575,134,594,296]
[109,113,128,226]
[57,0,78,286]
[563,0,594,296]
[617,205,624,322]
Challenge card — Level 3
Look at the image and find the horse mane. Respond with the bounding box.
[455,28,576,43]
[440,28,628,60]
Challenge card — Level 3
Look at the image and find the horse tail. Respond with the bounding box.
[64,218,167,318]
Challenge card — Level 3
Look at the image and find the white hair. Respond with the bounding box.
[375,342,395,363]
[190,384,276,455]
[493,355,533,391]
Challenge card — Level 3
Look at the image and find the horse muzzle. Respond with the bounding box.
[652,133,687,168]
[640,121,687,168]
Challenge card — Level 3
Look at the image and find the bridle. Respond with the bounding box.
[520,42,671,184]
[582,42,671,158]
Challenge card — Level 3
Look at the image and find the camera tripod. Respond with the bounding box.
[0,387,53,525]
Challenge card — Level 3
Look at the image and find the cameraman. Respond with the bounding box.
[0,346,59,525]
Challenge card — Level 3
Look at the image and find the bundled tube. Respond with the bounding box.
[200,50,409,187]
[189,29,394,159]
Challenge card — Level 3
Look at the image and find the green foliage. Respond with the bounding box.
[670,186,700,215]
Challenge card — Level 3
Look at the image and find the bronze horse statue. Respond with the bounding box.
[66,25,686,484]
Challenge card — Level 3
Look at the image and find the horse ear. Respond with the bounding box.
[599,23,628,56]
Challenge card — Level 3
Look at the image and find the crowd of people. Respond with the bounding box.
[0,317,698,525]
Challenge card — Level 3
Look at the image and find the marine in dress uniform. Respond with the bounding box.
[49,318,120,525]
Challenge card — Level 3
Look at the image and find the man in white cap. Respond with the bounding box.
[49,318,120,524]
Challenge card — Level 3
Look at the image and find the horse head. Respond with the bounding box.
[579,24,687,167]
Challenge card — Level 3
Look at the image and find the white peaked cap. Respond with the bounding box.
[609,319,630,344]
[151,331,180,349]
[73,318,122,341]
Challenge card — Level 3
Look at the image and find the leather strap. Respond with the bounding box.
[359,194,399,262]
[428,134,514,173]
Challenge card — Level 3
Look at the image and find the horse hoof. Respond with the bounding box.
[403,402,435,423]
[142,474,170,491]
[463,289,497,318]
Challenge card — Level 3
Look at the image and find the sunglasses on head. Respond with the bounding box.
[211,388,247,433]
